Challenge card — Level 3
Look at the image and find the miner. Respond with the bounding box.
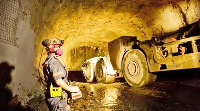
[42,38,78,111]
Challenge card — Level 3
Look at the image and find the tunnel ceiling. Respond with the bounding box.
[33,0,199,70]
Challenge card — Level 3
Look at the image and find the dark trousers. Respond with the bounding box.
[45,91,70,111]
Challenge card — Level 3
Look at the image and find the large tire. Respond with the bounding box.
[95,58,115,84]
[83,62,95,82]
[122,49,156,87]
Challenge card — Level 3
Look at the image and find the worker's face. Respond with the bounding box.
[179,46,185,50]
[179,46,186,53]
[47,44,60,52]
[47,44,55,52]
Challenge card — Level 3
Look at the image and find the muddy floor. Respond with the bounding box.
[26,70,200,111]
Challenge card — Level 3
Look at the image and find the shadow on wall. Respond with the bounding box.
[0,62,34,111]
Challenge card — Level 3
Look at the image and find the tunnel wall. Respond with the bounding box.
[33,0,200,72]
[0,0,41,106]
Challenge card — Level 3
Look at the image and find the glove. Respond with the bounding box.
[70,86,80,93]
[70,86,82,99]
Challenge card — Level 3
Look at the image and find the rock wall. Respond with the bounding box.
[0,0,42,107]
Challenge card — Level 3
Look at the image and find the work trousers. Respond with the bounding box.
[46,92,70,111]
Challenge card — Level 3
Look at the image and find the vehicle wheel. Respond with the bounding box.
[95,58,115,83]
[122,49,156,87]
[83,62,95,82]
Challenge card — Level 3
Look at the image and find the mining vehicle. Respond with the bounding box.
[81,20,200,87]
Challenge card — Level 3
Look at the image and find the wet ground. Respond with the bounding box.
[27,70,200,111]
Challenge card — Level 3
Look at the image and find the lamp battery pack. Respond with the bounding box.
[50,84,62,97]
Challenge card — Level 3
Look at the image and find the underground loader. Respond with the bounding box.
[81,20,200,87]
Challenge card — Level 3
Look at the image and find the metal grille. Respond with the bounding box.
[0,0,19,46]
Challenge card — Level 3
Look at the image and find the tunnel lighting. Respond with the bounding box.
[152,6,184,34]
[152,0,199,34]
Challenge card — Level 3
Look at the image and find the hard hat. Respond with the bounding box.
[42,38,64,47]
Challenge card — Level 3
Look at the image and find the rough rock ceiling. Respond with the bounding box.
[33,0,199,71]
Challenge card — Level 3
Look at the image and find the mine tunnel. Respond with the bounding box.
[0,0,199,110]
